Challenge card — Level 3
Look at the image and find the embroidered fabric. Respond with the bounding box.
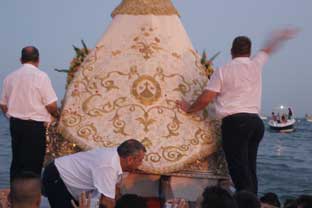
[111,0,180,17]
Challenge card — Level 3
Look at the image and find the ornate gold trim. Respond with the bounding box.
[112,0,180,17]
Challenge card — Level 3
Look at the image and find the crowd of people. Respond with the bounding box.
[1,27,307,208]
[1,174,312,208]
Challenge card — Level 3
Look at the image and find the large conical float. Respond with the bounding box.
[56,0,226,175]
[48,1,228,201]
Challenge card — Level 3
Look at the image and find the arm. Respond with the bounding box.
[99,194,115,208]
[261,28,298,55]
[0,80,8,117]
[115,184,122,201]
[0,104,8,115]
[176,90,218,114]
[45,101,59,118]
[39,74,58,118]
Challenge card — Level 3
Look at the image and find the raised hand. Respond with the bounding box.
[71,192,91,208]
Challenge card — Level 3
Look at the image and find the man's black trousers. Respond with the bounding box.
[42,161,77,208]
[221,113,264,194]
[9,117,46,181]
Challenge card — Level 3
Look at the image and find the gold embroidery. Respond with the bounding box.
[112,50,122,56]
[136,112,156,132]
[162,146,187,162]
[195,128,213,144]
[111,0,180,17]
[61,111,82,127]
[111,113,129,136]
[164,114,181,138]
[171,52,181,59]
[141,137,153,149]
[77,123,97,139]
[102,80,119,92]
[146,152,161,163]
[131,26,162,60]
[131,75,161,106]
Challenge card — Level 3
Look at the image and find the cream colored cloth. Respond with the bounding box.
[58,13,219,174]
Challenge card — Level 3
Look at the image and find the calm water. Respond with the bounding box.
[0,115,311,201]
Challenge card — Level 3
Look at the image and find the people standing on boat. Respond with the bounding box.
[272,112,277,122]
[281,114,287,123]
[176,28,298,194]
[276,113,281,123]
[0,46,58,182]
[288,107,293,119]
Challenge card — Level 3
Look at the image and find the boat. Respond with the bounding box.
[268,105,295,132]
[305,114,312,122]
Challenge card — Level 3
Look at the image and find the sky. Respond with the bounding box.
[0,0,311,117]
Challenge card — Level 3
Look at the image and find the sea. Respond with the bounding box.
[0,114,311,203]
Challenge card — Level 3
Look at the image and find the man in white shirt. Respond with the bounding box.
[42,139,146,208]
[176,28,297,194]
[0,46,58,182]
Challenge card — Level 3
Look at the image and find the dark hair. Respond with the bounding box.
[115,194,147,208]
[10,171,41,205]
[283,198,297,208]
[260,192,281,207]
[296,195,312,208]
[231,36,251,56]
[234,191,260,208]
[21,46,39,63]
[201,186,238,208]
[117,139,146,158]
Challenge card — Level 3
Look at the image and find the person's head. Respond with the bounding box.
[231,36,252,58]
[201,186,238,208]
[115,194,147,208]
[260,192,280,208]
[296,195,312,208]
[283,198,297,208]
[20,46,39,66]
[9,172,41,208]
[234,190,260,208]
[118,139,146,171]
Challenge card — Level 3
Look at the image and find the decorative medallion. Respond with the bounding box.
[131,75,161,106]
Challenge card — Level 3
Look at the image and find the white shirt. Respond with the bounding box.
[205,51,269,119]
[55,147,123,200]
[0,63,57,122]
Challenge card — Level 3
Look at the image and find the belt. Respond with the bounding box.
[222,113,259,122]
[10,117,44,124]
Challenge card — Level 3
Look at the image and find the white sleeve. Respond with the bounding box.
[252,51,269,69]
[39,74,58,105]
[92,167,117,199]
[0,79,8,105]
[205,68,222,93]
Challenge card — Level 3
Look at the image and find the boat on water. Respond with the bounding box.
[305,114,312,122]
[268,105,295,132]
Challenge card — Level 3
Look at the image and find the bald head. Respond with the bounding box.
[21,46,39,64]
[10,172,41,208]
